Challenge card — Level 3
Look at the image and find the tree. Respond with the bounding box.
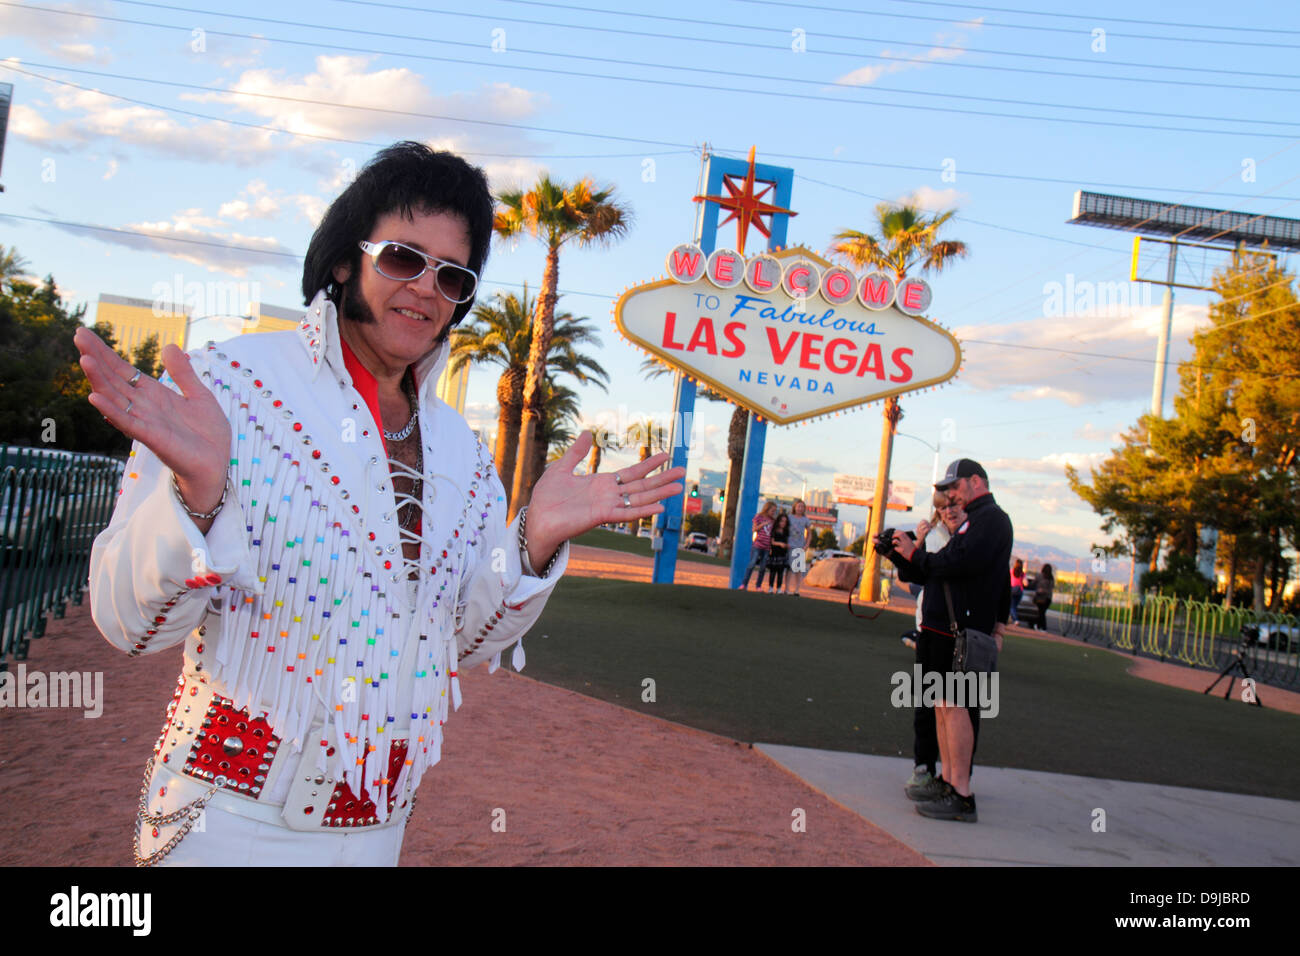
[494,175,631,517]
[1069,253,1300,610]
[535,379,582,477]
[0,245,31,285]
[831,202,969,599]
[0,269,122,454]
[132,334,164,381]
[622,416,670,534]
[685,510,721,537]
[449,285,608,499]
[831,203,969,282]
[814,528,839,550]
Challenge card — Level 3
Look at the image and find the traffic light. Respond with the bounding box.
[718,487,725,502]
[690,484,699,498]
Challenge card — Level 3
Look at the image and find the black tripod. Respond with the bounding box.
[1204,625,1264,708]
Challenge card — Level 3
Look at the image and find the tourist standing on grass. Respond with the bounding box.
[1034,563,1055,631]
[740,501,777,590]
[1009,558,1025,624]
[886,459,1012,824]
[901,489,965,797]
[784,499,812,596]
[75,142,684,866]
[767,512,791,593]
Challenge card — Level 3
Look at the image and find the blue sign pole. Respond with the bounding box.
[652,149,795,586]
[651,370,695,583]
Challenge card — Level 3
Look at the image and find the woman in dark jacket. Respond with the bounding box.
[767,513,791,593]
[1034,563,1055,630]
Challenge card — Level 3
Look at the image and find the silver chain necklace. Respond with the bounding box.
[383,375,419,442]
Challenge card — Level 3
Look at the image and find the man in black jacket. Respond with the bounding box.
[888,458,1013,822]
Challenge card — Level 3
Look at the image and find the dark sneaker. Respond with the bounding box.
[905,775,951,802]
[915,789,978,822]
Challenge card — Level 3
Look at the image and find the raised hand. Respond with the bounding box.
[522,430,686,569]
[74,328,231,516]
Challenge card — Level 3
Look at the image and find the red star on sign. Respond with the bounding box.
[693,146,797,255]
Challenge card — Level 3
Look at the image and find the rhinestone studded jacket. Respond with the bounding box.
[88,290,568,817]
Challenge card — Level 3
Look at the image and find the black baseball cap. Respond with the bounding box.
[935,458,988,490]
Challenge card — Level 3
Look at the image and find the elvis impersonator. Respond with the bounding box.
[74,142,684,866]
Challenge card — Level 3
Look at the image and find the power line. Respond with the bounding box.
[0,212,303,258]
[728,0,1300,49]
[340,0,1300,91]
[16,58,1299,203]
[876,0,1300,35]
[6,1,1298,138]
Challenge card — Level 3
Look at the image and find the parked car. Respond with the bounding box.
[1015,572,1043,626]
[683,532,709,552]
[637,526,653,539]
[809,549,859,565]
[1253,623,1297,653]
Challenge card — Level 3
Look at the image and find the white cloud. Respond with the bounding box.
[10,55,551,177]
[0,4,112,62]
[833,20,982,86]
[897,186,965,212]
[955,300,1205,405]
[37,210,295,276]
[102,157,118,181]
[986,451,1109,477]
[1073,421,1124,443]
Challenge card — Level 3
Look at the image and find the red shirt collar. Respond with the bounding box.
[340,337,395,457]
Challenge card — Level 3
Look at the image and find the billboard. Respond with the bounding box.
[615,245,962,425]
[832,473,916,511]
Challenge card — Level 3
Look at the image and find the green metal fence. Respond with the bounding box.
[1055,581,1300,690]
[0,445,124,666]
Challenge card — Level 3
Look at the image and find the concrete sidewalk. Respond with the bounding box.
[757,744,1300,866]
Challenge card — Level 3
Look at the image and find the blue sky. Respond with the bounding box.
[3,0,1297,559]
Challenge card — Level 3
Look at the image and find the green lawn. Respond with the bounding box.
[522,578,1299,801]
[572,527,731,566]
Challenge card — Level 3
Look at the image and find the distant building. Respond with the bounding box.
[240,302,301,335]
[807,488,832,508]
[96,293,190,354]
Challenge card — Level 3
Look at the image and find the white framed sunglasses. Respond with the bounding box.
[358,240,479,304]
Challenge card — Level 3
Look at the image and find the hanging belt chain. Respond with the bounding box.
[132,754,222,867]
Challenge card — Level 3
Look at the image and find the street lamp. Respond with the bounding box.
[895,431,941,485]
[771,461,806,499]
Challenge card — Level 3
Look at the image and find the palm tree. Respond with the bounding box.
[537,380,582,474]
[831,201,969,599]
[831,203,968,281]
[494,175,631,517]
[622,416,670,533]
[449,285,608,499]
[0,245,30,288]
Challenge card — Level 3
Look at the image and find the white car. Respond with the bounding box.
[810,549,859,565]
[637,526,653,538]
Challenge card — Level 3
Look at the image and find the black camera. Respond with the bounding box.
[873,528,913,557]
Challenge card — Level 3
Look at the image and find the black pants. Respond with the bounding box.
[1035,599,1050,630]
[914,629,982,777]
[767,562,786,589]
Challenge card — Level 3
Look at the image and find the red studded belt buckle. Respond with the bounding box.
[181,695,281,798]
[323,740,410,828]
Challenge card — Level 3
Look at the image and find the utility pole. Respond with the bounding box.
[860,396,903,603]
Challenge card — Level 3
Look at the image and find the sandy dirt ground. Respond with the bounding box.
[0,577,926,867]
